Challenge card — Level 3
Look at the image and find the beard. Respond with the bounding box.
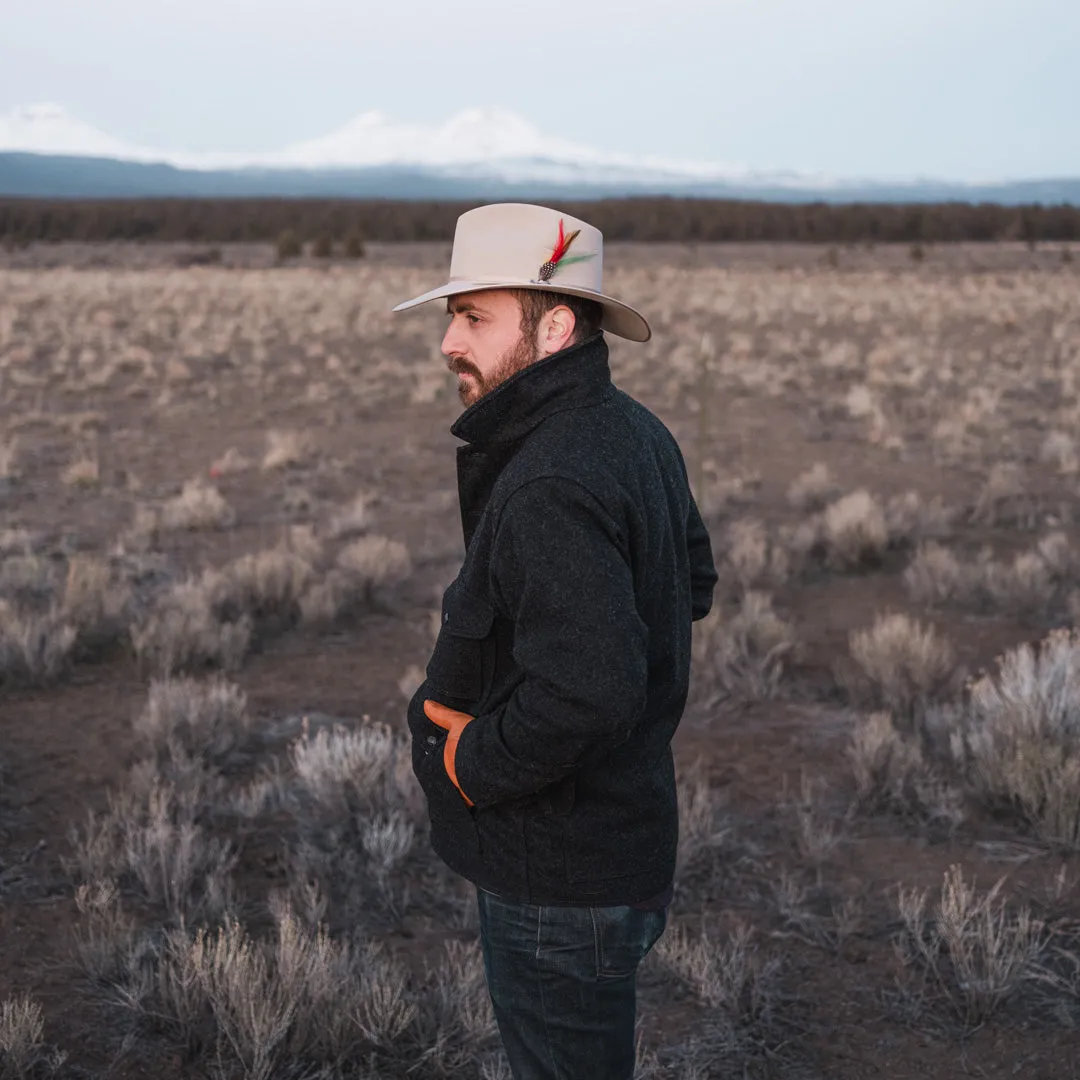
[453,331,540,406]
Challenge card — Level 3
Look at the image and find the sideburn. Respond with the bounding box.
[483,329,541,394]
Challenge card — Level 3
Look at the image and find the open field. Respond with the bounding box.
[2,241,1080,1078]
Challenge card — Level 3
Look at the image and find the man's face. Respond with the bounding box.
[441,290,539,408]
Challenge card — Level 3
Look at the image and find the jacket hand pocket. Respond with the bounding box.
[414,728,481,862]
[425,582,495,703]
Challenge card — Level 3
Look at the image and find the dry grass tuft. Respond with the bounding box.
[656,921,783,1035]
[131,577,252,676]
[208,549,314,627]
[786,462,840,513]
[723,518,789,593]
[0,530,32,558]
[68,776,236,922]
[0,995,41,1063]
[895,864,1045,1026]
[0,994,59,1077]
[301,536,413,625]
[848,711,964,828]
[326,492,373,541]
[905,533,1075,620]
[60,555,132,657]
[976,533,1077,619]
[1030,933,1080,1016]
[72,878,141,987]
[262,429,314,471]
[957,629,1080,848]
[675,761,732,879]
[786,771,842,864]
[0,604,76,686]
[1039,430,1079,475]
[971,463,1038,528]
[285,720,422,922]
[120,905,493,1079]
[160,479,236,531]
[336,535,412,590]
[1035,530,1076,580]
[0,555,54,605]
[884,491,956,546]
[822,489,888,569]
[118,504,162,552]
[297,576,351,627]
[133,537,399,674]
[769,870,865,956]
[843,613,958,727]
[61,452,100,489]
[903,542,976,607]
[282,523,324,567]
[691,592,796,703]
[699,466,762,519]
[289,722,412,817]
[980,551,1056,616]
[135,675,253,768]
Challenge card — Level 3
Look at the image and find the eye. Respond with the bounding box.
[466,314,480,325]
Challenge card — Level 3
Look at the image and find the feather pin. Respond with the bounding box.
[537,219,583,281]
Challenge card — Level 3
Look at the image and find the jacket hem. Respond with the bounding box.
[431,837,674,907]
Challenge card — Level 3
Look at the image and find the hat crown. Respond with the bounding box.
[390,201,651,342]
[449,203,604,294]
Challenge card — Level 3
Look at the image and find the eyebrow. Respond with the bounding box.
[447,298,483,315]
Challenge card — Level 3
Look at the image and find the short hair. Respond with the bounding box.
[508,288,604,348]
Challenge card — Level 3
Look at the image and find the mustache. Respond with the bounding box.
[447,357,478,378]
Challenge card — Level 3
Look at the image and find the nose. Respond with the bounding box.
[441,319,463,360]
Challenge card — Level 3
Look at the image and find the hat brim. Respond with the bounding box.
[392,279,651,343]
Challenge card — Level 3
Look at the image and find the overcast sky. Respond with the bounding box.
[3,0,1076,181]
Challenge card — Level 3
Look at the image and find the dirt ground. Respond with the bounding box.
[2,240,1080,1079]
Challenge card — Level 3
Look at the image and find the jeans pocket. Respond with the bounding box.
[589,905,668,980]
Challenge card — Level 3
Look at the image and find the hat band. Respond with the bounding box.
[448,274,603,294]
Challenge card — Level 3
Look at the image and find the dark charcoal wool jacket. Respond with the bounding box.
[407,332,718,906]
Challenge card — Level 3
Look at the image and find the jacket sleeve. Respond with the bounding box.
[687,492,718,621]
[452,476,649,809]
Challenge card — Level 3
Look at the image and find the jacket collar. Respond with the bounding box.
[449,332,612,449]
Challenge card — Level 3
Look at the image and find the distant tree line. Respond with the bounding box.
[1,197,1079,246]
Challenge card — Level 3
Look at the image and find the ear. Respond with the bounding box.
[537,304,577,357]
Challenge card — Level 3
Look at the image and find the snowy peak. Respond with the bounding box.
[238,106,619,170]
[4,101,1049,198]
[0,102,159,162]
[0,101,761,182]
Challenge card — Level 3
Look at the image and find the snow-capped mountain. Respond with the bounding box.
[0,101,822,187]
[1,102,1076,203]
[0,103,161,162]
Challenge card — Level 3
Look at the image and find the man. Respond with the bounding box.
[393,203,718,1079]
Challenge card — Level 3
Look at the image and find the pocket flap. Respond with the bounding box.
[442,584,495,639]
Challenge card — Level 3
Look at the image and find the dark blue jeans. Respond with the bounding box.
[476,888,667,1080]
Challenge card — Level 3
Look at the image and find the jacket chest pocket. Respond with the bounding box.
[426,584,496,704]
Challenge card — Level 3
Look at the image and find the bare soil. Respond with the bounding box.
[2,240,1080,1079]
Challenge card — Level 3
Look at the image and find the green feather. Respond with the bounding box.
[553,253,595,270]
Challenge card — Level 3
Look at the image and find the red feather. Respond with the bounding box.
[545,218,582,269]
[548,219,567,262]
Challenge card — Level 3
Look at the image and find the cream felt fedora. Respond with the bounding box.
[391,202,651,342]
